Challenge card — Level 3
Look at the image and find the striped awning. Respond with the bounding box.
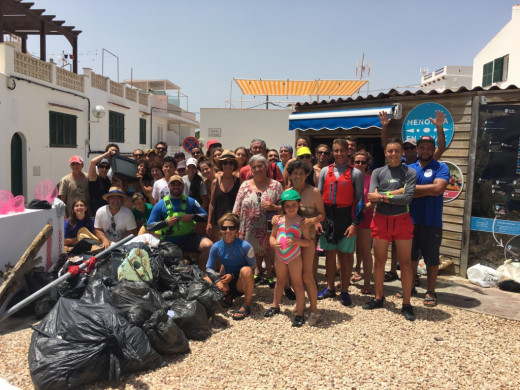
[234,79,368,96]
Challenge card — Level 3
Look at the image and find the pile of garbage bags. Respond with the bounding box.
[467,259,520,291]
[27,241,224,390]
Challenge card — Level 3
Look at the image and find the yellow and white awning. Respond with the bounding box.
[234,79,367,96]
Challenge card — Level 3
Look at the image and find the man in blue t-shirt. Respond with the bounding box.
[409,136,449,307]
[147,175,212,270]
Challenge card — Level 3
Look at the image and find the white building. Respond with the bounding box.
[0,42,198,200]
[472,4,520,89]
[420,66,473,92]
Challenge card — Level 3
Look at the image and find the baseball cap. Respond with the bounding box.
[174,151,186,158]
[97,158,110,167]
[177,160,187,169]
[186,157,198,167]
[296,146,312,157]
[403,138,417,146]
[69,155,84,165]
[417,136,436,147]
[206,140,222,151]
[169,175,184,184]
[279,189,301,203]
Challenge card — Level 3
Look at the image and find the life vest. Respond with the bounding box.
[322,164,355,208]
[161,194,196,238]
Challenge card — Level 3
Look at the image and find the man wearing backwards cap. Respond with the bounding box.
[94,186,137,248]
[88,150,114,214]
[58,155,90,218]
[408,135,449,307]
[147,175,213,270]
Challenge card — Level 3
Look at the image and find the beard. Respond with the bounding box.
[419,153,434,162]
[171,188,183,197]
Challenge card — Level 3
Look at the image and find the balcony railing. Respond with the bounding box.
[56,67,84,92]
[110,80,124,97]
[14,51,52,82]
[91,73,108,91]
[125,87,137,102]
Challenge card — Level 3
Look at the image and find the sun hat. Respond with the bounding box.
[279,189,301,203]
[69,155,84,165]
[102,186,126,201]
[403,138,417,146]
[296,147,312,157]
[169,175,184,184]
[186,157,198,167]
[417,135,436,147]
[219,150,236,160]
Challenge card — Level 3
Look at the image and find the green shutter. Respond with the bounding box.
[109,111,125,142]
[493,56,504,83]
[482,61,493,87]
[139,118,146,144]
[49,111,77,147]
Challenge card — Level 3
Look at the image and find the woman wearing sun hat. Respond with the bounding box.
[94,186,137,248]
[207,150,241,241]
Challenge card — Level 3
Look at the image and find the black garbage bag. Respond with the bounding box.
[26,267,59,319]
[28,298,165,390]
[170,299,211,340]
[57,272,89,299]
[110,280,166,326]
[143,309,190,355]
[81,278,117,304]
[91,251,125,281]
[151,241,184,267]
[186,280,224,316]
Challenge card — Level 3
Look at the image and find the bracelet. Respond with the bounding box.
[379,195,384,203]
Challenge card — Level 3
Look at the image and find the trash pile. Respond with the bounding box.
[467,260,520,291]
[23,239,223,390]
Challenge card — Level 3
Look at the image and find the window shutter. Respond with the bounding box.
[493,57,504,83]
[482,61,493,87]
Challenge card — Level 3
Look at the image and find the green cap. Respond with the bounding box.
[279,189,301,203]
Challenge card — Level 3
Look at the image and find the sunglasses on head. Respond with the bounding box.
[317,151,330,155]
[298,155,312,160]
[403,145,416,151]
[220,225,237,231]
[222,160,235,166]
[354,160,367,165]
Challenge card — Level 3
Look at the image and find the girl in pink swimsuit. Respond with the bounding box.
[265,189,311,327]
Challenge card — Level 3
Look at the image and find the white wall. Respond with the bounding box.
[473,5,520,88]
[199,108,295,152]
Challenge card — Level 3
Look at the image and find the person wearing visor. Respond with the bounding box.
[147,175,212,270]
[283,145,315,188]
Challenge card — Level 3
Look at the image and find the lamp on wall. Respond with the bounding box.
[89,105,107,123]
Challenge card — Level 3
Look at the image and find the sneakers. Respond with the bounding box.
[317,287,336,300]
[267,278,276,289]
[284,288,296,300]
[292,315,305,327]
[401,304,416,321]
[340,291,352,306]
[253,274,261,285]
[263,306,280,317]
[362,297,385,310]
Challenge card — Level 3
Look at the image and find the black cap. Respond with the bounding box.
[417,136,436,147]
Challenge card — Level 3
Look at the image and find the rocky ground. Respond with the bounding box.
[1,274,519,390]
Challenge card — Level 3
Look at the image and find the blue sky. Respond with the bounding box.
[26,0,518,116]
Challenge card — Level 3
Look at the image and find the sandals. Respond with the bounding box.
[232,304,250,320]
[263,306,280,317]
[424,291,438,307]
[384,271,399,282]
[351,272,362,282]
[360,287,373,295]
[396,287,417,298]
[414,274,421,287]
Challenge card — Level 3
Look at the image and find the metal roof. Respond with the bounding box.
[295,85,520,108]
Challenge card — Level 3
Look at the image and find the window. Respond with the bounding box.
[109,111,125,142]
[482,55,509,87]
[139,118,146,144]
[49,111,77,147]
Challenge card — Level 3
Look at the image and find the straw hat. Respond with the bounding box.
[102,186,126,201]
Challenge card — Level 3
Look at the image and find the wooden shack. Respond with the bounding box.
[290,86,520,276]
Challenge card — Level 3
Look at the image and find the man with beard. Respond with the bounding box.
[408,136,449,307]
[147,175,212,269]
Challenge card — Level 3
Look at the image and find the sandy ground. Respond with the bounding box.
[1,275,519,390]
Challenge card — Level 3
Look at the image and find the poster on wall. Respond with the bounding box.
[469,104,520,268]
[443,161,464,202]
[401,102,454,148]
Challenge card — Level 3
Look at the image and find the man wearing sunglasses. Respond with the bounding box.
[147,175,212,270]
[132,149,145,163]
[88,151,113,214]
[155,142,168,159]
[313,144,331,187]
[296,146,316,187]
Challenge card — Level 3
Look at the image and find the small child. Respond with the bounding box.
[264,189,311,327]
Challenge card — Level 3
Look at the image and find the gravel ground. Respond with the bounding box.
[1,276,519,390]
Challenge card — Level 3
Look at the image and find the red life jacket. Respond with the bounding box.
[322,164,355,207]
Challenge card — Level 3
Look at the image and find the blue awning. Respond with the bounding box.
[288,105,400,132]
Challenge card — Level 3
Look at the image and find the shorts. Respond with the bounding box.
[228,270,244,298]
[175,233,204,253]
[411,225,442,266]
[319,234,356,253]
[370,213,414,242]
[357,209,374,230]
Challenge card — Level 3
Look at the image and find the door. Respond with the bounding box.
[11,133,23,196]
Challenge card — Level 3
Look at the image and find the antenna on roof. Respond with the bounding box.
[420,67,429,76]
[356,53,371,80]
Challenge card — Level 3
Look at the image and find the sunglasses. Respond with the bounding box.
[111,216,116,231]
[354,160,367,165]
[222,160,235,166]
[192,151,202,155]
[317,151,330,155]
[298,155,312,160]
[133,154,144,158]
[403,146,416,151]
[220,225,237,231]
[99,165,110,169]
[156,147,167,151]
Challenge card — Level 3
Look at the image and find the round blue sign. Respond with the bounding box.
[401,102,454,148]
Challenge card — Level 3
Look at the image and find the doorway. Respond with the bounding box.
[10,133,23,196]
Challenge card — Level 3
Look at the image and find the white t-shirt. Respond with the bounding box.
[94,205,136,242]
[152,179,170,201]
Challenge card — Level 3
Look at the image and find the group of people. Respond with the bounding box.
[58,109,449,326]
